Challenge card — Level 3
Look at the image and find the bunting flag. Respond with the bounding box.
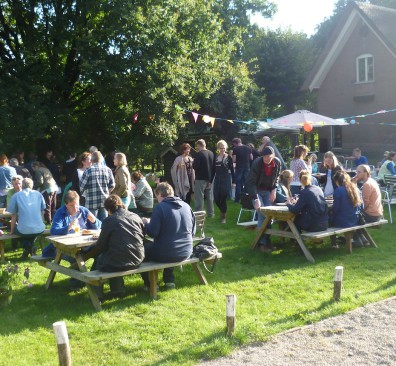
[178,106,396,128]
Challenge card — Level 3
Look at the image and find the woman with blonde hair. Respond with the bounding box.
[289,144,312,196]
[321,151,343,197]
[330,171,361,228]
[212,140,234,223]
[286,170,328,232]
[113,152,132,207]
[275,170,294,203]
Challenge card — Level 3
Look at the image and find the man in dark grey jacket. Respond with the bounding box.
[84,194,145,299]
[246,146,281,253]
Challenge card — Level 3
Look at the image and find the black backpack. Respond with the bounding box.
[192,237,219,273]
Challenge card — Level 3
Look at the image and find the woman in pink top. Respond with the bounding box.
[355,164,383,222]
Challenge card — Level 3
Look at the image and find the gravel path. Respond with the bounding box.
[200,296,396,365]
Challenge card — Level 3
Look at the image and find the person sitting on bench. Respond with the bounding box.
[141,182,196,290]
[286,170,328,232]
[84,195,145,300]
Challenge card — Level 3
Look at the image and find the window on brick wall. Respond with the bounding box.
[356,54,374,83]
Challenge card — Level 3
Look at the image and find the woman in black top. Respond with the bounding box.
[212,140,235,224]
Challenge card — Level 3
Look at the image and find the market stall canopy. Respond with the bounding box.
[267,110,348,131]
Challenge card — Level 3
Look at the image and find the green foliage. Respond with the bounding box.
[244,28,317,117]
[0,204,395,364]
[0,1,272,155]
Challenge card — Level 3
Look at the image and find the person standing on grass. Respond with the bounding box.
[8,178,45,259]
[246,146,281,253]
[80,151,115,221]
[193,139,214,217]
[113,152,132,208]
[0,154,17,208]
[141,182,195,290]
[171,143,195,204]
[212,140,235,224]
[31,161,58,225]
[84,195,145,300]
[232,137,252,203]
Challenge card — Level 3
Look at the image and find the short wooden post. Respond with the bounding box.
[226,294,236,336]
[333,266,344,301]
[53,321,72,366]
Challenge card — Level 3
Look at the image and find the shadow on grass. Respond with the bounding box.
[0,276,159,336]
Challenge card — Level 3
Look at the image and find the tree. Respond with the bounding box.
[0,0,275,157]
[244,28,317,117]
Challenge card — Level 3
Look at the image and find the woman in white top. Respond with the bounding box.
[289,145,312,196]
[321,151,343,198]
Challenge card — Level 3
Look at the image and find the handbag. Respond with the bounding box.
[358,211,366,225]
[192,237,219,273]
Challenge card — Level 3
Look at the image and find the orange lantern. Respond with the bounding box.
[303,122,313,132]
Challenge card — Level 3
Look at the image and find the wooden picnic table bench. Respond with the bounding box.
[0,228,51,262]
[251,205,387,263]
[31,233,222,311]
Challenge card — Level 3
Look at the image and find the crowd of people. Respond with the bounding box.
[0,139,391,298]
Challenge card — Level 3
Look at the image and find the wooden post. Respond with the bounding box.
[226,294,236,336]
[53,321,72,366]
[333,266,344,301]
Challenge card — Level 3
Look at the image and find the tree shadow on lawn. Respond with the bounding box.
[210,236,353,285]
[0,277,159,336]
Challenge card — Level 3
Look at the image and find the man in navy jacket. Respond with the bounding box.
[142,182,196,289]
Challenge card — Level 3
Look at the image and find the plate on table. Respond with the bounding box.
[81,229,96,236]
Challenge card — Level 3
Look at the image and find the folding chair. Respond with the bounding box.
[237,193,258,227]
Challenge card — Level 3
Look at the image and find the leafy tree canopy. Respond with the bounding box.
[0,0,275,157]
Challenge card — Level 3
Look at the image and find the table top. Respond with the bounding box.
[0,211,12,218]
[260,205,290,212]
[47,232,99,250]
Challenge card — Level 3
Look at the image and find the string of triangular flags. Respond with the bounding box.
[174,105,396,127]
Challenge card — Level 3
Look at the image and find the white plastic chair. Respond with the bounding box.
[381,189,393,224]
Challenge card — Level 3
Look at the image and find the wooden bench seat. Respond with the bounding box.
[301,219,388,253]
[0,229,51,262]
[31,253,222,305]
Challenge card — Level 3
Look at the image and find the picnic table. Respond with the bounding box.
[33,232,222,311]
[34,233,102,309]
[251,205,386,263]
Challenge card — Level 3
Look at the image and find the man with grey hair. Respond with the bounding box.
[193,139,214,217]
[80,151,115,221]
[8,178,45,259]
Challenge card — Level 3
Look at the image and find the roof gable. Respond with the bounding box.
[303,2,396,91]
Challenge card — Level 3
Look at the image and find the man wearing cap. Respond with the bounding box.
[246,146,281,253]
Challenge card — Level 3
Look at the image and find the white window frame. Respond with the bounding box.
[356,54,374,83]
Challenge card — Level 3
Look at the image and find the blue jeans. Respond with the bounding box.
[254,190,272,246]
[234,167,249,203]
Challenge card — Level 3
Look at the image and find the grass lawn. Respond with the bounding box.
[1,202,396,366]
